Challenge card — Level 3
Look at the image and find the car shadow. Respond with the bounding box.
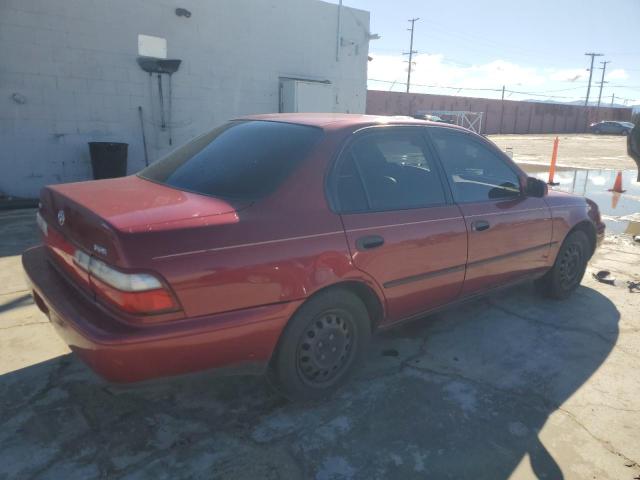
[0,209,39,258]
[0,283,619,479]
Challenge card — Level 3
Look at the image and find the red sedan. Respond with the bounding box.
[23,114,605,400]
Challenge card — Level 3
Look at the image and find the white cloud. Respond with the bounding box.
[606,69,628,81]
[368,54,545,90]
[549,68,587,82]
[367,53,593,100]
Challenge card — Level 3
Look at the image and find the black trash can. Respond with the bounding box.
[88,142,128,180]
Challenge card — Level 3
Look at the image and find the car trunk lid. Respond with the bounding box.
[39,175,249,267]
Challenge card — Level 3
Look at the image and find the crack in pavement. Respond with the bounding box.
[569,402,640,414]
[400,360,640,470]
[0,289,30,297]
[0,321,48,331]
[556,406,640,471]
[488,301,640,361]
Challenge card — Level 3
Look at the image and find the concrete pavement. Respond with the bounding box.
[1,209,639,479]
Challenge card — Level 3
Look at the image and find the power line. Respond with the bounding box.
[368,79,576,98]
[403,18,419,93]
[584,52,604,106]
[369,78,502,92]
[367,78,640,104]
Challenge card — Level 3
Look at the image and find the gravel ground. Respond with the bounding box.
[489,133,635,171]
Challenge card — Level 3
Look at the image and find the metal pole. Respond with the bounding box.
[138,106,149,167]
[157,74,165,130]
[611,93,615,107]
[404,18,419,93]
[335,0,342,62]
[583,169,589,196]
[168,73,173,145]
[584,52,603,106]
[596,60,610,109]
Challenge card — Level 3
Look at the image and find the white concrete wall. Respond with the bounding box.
[0,0,370,197]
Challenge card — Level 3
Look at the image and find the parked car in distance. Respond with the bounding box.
[23,114,605,401]
[589,120,634,135]
[412,113,453,124]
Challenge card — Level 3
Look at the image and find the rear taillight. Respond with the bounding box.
[73,250,180,314]
[90,276,178,314]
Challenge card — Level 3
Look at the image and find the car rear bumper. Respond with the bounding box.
[22,246,300,383]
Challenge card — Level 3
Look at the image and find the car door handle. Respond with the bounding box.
[471,220,491,232]
[356,235,385,251]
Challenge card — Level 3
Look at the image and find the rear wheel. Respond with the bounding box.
[536,230,590,299]
[269,288,371,401]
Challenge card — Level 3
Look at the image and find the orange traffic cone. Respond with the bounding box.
[608,171,626,193]
[547,137,559,185]
[611,191,621,209]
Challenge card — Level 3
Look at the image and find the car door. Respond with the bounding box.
[331,126,468,324]
[426,127,553,296]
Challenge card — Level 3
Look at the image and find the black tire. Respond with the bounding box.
[269,288,371,401]
[536,230,590,299]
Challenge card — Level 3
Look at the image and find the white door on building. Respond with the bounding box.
[280,79,334,113]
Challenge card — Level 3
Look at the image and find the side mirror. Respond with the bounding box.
[526,177,548,198]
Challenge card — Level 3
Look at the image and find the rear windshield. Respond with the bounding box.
[139,120,323,199]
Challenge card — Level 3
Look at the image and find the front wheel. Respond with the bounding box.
[269,288,371,401]
[536,230,590,299]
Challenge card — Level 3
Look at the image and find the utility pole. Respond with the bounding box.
[403,18,419,93]
[596,60,610,108]
[584,52,604,106]
[611,93,615,107]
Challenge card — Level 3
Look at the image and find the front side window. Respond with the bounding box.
[428,127,521,203]
[335,129,447,212]
[140,120,322,199]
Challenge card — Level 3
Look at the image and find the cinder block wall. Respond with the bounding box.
[366,90,633,135]
[0,0,370,197]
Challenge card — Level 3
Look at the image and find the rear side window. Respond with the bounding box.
[140,121,322,199]
[428,127,521,203]
[335,129,447,212]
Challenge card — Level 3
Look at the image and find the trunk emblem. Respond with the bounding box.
[57,210,65,226]
[93,244,108,256]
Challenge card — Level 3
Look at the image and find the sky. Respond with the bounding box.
[328,0,640,106]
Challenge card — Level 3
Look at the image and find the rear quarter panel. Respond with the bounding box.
[544,190,591,264]
[117,127,386,319]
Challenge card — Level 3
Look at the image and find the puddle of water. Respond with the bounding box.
[518,164,640,235]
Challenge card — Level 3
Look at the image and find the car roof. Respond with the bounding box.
[235,112,469,132]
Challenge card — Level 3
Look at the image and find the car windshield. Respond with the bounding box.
[139,120,322,199]
[620,122,635,128]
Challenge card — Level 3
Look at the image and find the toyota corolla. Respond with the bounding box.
[23,114,605,400]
